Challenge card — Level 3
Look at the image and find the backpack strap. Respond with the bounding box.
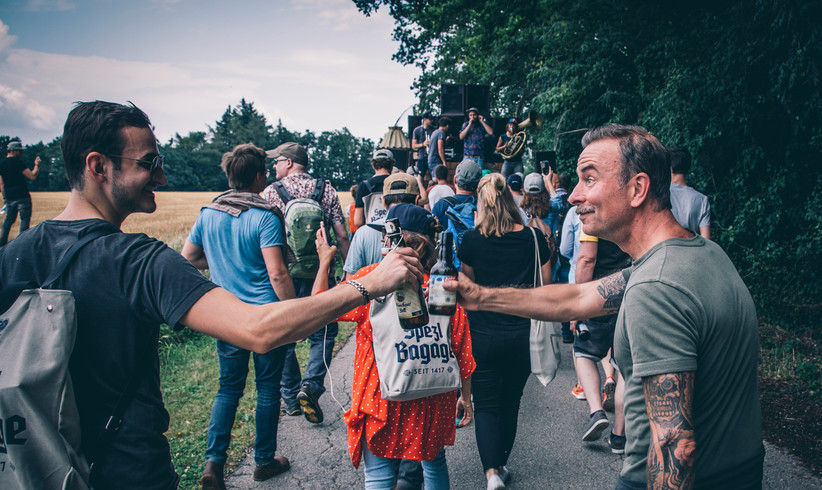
[309,178,326,203]
[273,181,293,206]
[42,229,111,289]
[442,195,460,207]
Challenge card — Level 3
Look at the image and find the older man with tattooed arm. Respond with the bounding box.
[447,124,763,490]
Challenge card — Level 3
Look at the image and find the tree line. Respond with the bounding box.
[354,0,821,330]
[2,98,376,194]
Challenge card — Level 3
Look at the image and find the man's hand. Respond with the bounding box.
[443,272,484,310]
[358,247,425,298]
[315,224,337,265]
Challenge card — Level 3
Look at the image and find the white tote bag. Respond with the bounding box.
[369,293,461,401]
[528,227,563,386]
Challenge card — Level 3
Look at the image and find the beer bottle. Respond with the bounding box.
[384,218,429,329]
[428,231,458,316]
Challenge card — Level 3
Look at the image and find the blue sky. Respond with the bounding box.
[0,0,419,146]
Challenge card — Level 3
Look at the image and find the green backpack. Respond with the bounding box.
[273,179,327,279]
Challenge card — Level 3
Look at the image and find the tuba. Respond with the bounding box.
[501,110,543,159]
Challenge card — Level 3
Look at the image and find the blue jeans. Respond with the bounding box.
[206,340,287,465]
[614,475,646,490]
[362,444,449,490]
[281,277,338,405]
[464,156,484,169]
[0,197,32,246]
[501,160,523,178]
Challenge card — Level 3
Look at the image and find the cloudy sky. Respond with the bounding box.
[0,0,420,147]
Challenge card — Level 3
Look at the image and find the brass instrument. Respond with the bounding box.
[501,110,543,159]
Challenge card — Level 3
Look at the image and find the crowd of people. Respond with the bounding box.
[0,101,762,490]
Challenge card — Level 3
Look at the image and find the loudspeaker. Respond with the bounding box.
[391,148,410,171]
[440,84,465,115]
[464,84,490,116]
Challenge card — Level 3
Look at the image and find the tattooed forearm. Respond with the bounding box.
[644,372,696,489]
[596,273,626,313]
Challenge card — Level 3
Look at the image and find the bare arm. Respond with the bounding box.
[644,372,697,489]
[261,245,295,301]
[180,247,425,354]
[444,270,625,323]
[456,376,473,427]
[415,174,429,207]
[459,122,471,140]
[312,225,338,295]
[480,116,494,135]
[576,240,598,285]
[699,226,710,240]
[181,240,209,270]
[21,156,41,180]
[353,206,366,228]
[332,222,350,260]
[496,136,506,152]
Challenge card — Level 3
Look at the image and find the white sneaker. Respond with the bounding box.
[487,474,506,490]
[499,466,510,484]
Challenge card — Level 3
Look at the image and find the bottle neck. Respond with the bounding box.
[437,233,455,265]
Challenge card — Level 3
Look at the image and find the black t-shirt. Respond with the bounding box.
[593,239,631,279]
[413,125,434,160]
[355,174,389,208]
[0,219,217,489]
[458,227,551,333]
[0,156,30,200]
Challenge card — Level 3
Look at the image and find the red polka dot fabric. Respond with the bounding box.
[339,265,476,468]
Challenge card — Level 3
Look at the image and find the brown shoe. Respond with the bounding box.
[253,456,291,481]
[201,461,226,490]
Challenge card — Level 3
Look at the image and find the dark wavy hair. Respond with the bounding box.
[61,101,152,190]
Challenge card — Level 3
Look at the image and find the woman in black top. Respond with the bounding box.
[457,173,553,490]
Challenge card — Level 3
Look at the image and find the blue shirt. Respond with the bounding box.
[344,225,385,275]
[188,207,285,304]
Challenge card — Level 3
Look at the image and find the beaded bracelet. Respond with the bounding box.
[345,279,371,305]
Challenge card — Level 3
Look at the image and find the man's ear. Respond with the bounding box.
[86,152,109,184]
[630,172,651,208]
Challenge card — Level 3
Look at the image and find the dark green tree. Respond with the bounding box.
[354,0,822,329]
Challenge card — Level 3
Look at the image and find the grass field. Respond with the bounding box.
[10,190,356,489]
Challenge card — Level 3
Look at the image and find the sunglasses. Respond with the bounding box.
[109,154,165,175]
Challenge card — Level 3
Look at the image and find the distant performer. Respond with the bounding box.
[497,118,524,178]
[459,107,494,169]
[668,146,711,239]
[412,112,436,180]
[0,140,40,246]
[428,116,451,170]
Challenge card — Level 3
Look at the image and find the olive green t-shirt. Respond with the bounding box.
[614,236,764,485]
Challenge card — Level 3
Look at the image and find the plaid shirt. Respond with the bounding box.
[261,172,345,226]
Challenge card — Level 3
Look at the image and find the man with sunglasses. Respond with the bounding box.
[0,101,423,490]
[261,142,350,425]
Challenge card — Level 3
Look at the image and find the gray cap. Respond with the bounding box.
[467,107,479,114]
[523,172,546,194]
[373,148,394,160]
[7,141,22,151]
[455,159,481,191]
